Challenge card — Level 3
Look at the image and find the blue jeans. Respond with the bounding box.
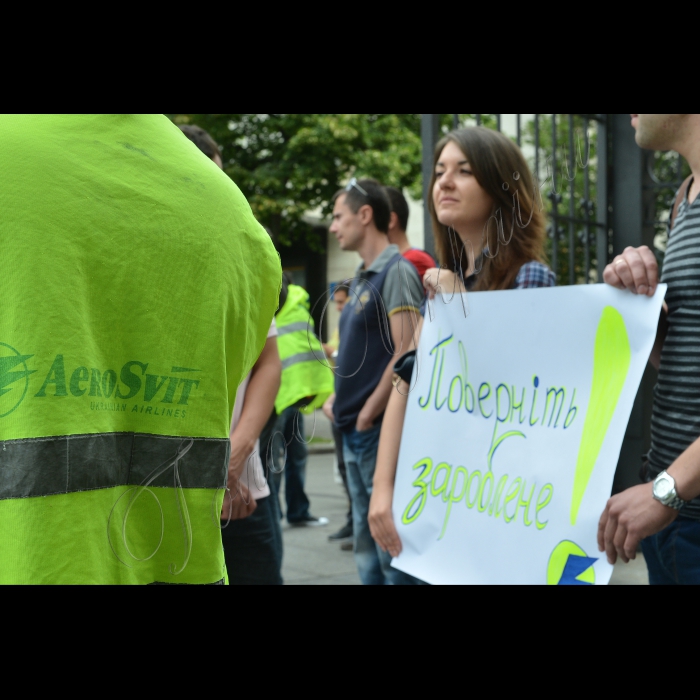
[272,407,311,523]
[642,515,700,585]
[343,425,424,586]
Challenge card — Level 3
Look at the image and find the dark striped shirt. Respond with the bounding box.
[648,183,700,518]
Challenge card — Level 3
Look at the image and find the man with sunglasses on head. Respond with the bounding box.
[327,178,424,585]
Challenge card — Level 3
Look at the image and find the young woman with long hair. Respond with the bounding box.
[368,126,555,564]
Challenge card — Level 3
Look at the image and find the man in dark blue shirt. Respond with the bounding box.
[328,178,424,585]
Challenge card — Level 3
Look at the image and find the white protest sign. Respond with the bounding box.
[391,284,666,585]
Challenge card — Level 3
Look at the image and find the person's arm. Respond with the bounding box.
[597,247,675,562]
[230,336,282,478]
[369,315,424,557]
[223,336,281,520]
[356,310,419,431]
[369,380,410,557]
[322,392,335,422]
[598,436,700,565]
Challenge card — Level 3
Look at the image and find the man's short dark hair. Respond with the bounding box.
[384,186,409,232]
[333,178,391,234]
[179,124,221,162]
[334,283,350,297]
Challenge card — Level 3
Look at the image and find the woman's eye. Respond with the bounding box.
[435,171,444,178]
[461,169,473,175]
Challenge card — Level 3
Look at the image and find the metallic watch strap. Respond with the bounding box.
[666,495,686,511]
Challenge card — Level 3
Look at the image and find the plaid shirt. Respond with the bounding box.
[463,259,556,290]
[420,259,556,316]
[513,261,556,289]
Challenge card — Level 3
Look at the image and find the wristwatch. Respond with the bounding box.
[652,471,687,510]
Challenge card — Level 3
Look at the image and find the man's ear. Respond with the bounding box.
[358,204,374,227]
[388,211,399,231]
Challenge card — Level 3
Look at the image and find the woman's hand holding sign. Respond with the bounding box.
[424,268,467,300]
[603,245,658,297]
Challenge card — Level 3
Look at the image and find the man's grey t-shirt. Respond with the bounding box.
[351,244,424,319]
[648,181,700,518]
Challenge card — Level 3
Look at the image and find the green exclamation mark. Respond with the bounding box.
[570,306,631,525]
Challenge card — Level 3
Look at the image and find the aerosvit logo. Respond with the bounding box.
[0,343,35,418]
[0,344,200,420]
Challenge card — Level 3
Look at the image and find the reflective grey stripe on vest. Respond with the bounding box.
[281,349,326,370]
[0,432,229,501]
[276,321,310,337]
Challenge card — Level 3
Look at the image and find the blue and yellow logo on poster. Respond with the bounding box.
[547,540,597,585]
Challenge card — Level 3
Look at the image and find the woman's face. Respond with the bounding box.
[433,141,494,235]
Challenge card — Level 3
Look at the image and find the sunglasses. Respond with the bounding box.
[345,177,368,196]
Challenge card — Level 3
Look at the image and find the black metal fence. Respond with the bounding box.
[421,114,687,285]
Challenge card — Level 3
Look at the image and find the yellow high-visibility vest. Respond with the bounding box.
[275,284,334,414]
[0,114,280,584]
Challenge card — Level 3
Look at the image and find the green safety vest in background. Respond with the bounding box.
[275,284,334,415]
[0,114,281,584]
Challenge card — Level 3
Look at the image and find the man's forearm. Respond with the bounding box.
[233,364,279,456]
[231,338,281,476]
[667,435,700,502]
[360,310,420,426]
[361,359,397,423]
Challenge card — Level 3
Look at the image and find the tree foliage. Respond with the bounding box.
[168,114,423,251]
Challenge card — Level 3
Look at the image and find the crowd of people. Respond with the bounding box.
[1,113,699,584]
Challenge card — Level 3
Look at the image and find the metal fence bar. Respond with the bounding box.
[516,114,521,146]
[453,114,459,130]
[476,114,482,126]
[596,115,609,282]
[551,114,559,276]
[583,116,591,282]
[421,114,440,260]
[534,114,540,183]
[568,114,576,285]
[496,114,501,131]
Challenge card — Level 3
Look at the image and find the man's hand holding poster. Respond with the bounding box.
[391,284,666,585]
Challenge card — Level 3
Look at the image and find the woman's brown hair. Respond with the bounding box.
[428,127,547,291]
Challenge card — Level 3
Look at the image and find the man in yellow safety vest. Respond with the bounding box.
[0,115,280,584]
[272,276,334,526]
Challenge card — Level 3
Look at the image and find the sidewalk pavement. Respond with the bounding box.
[281,451,359,585]
[281,411,649,585]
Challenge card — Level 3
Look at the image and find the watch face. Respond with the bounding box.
[655,476,673,500]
